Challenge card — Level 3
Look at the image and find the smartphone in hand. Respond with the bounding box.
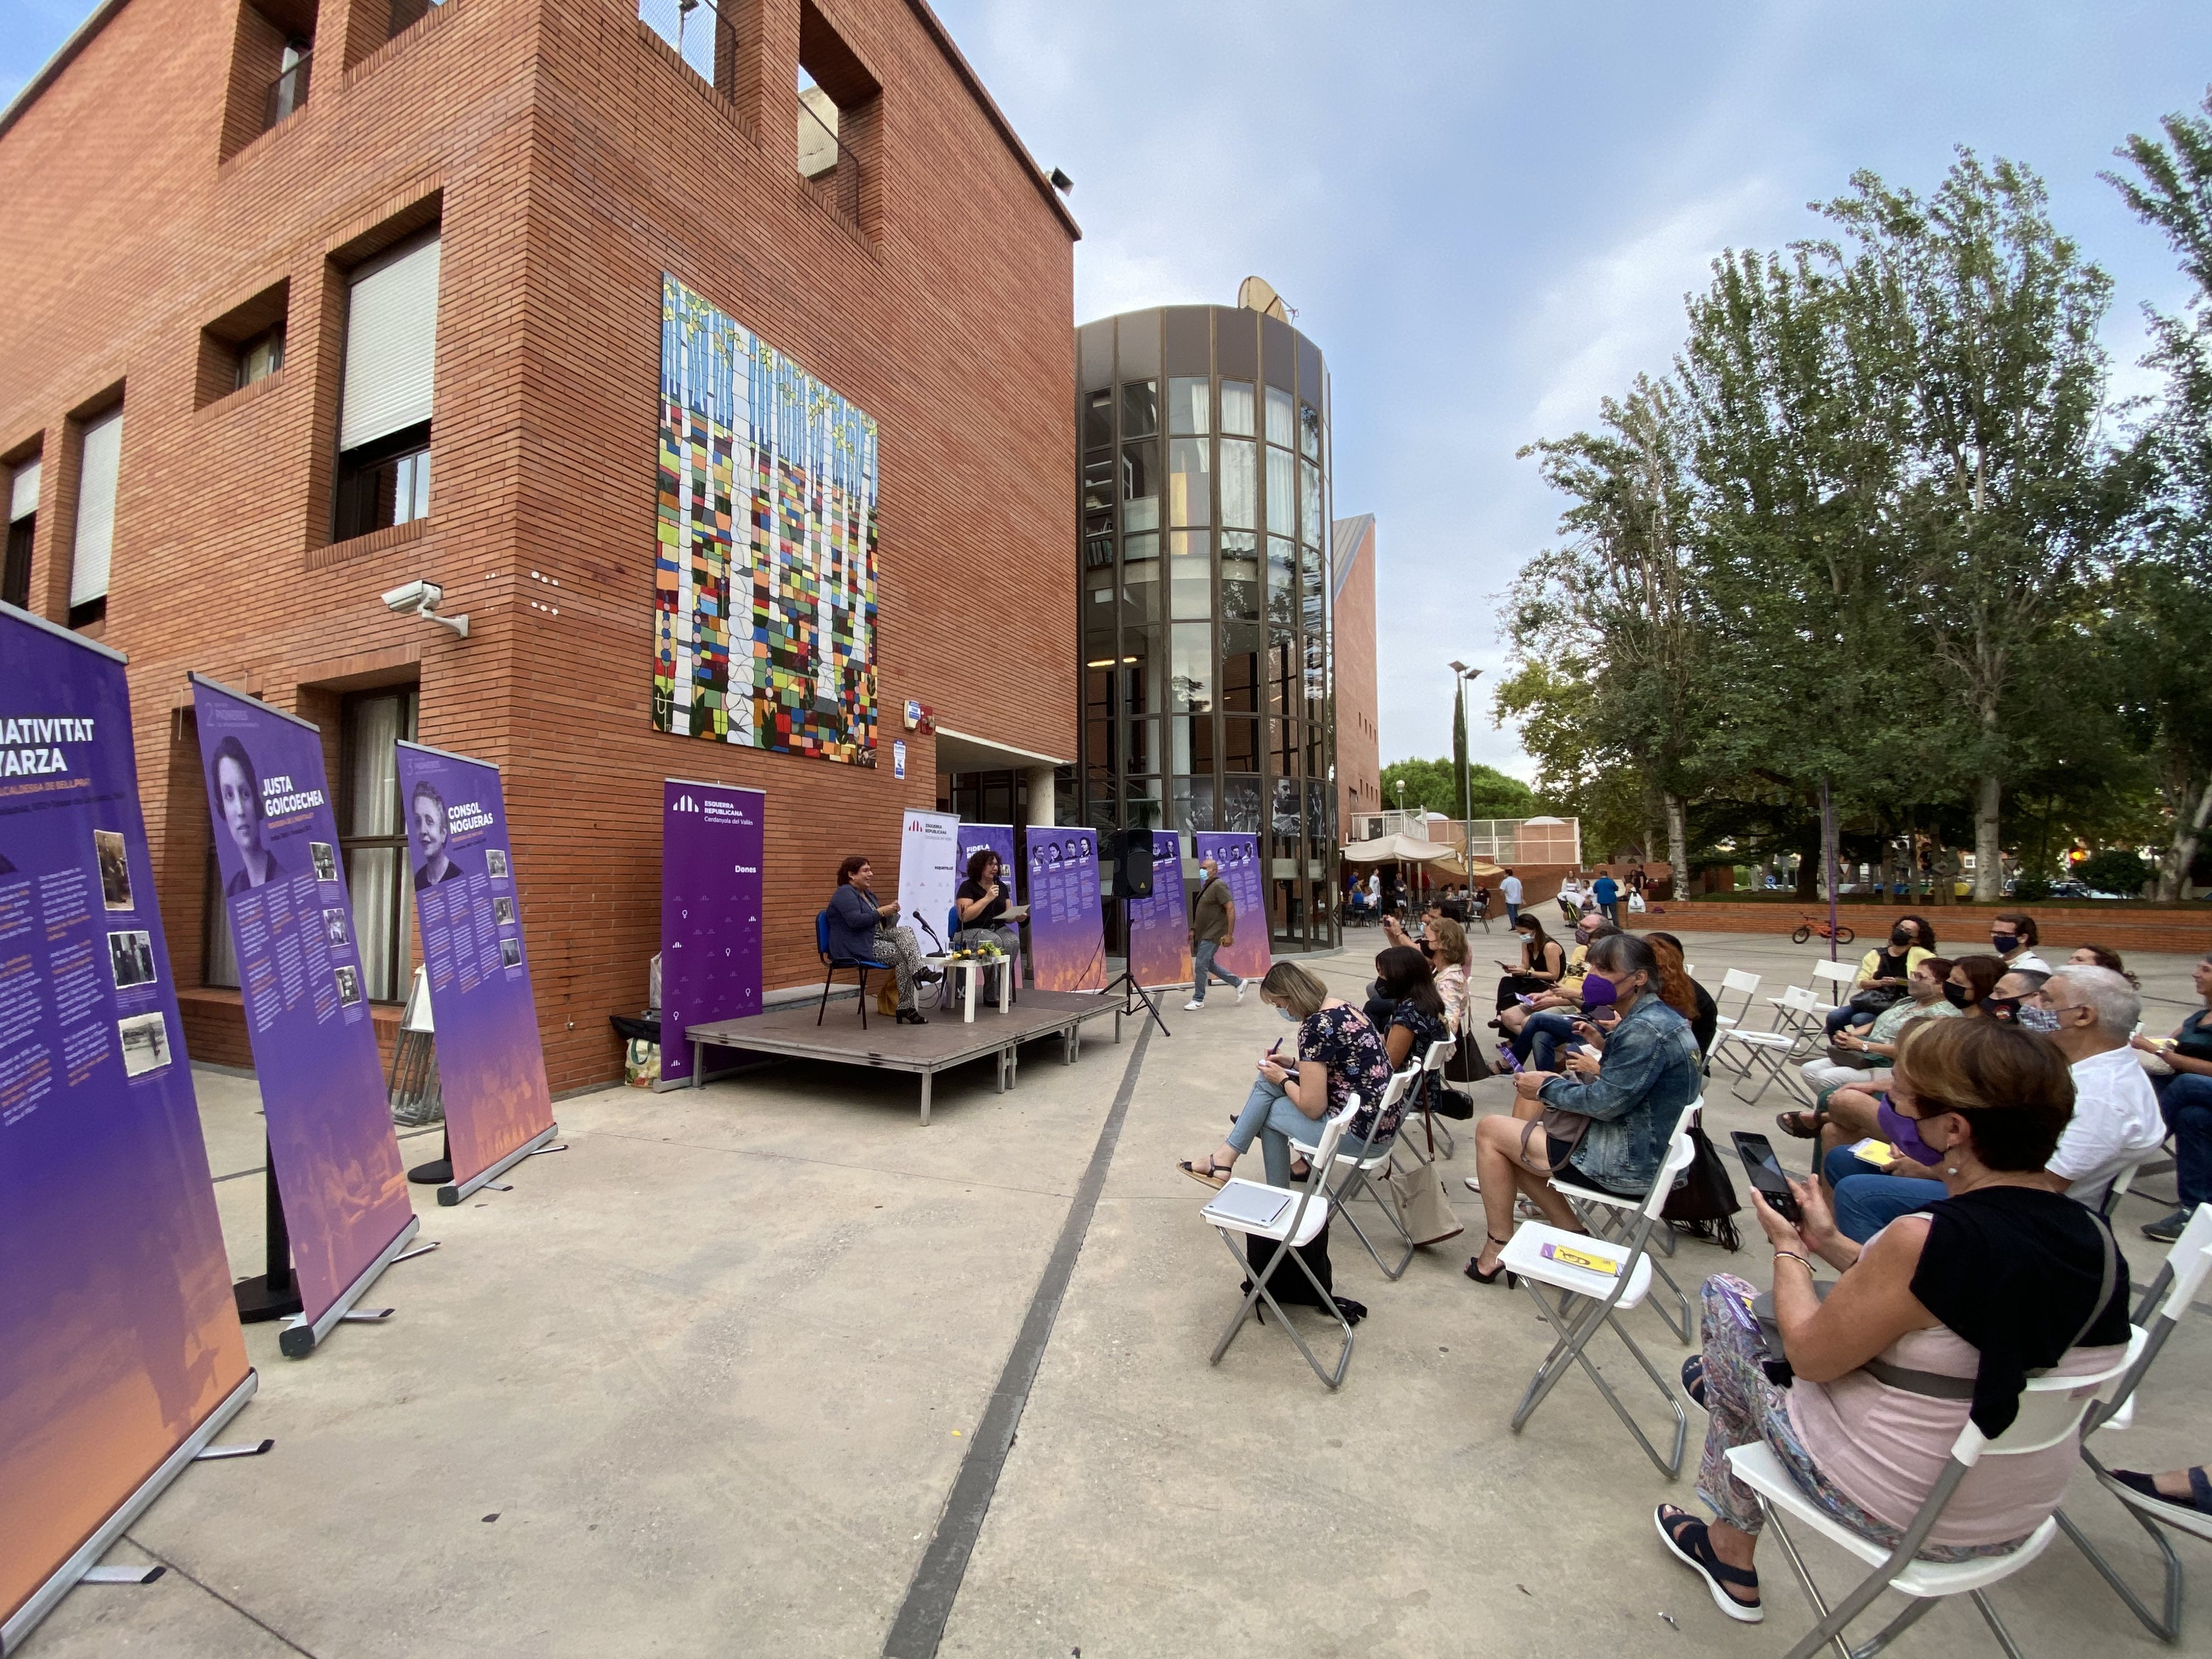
[1730,1131,1801,1223]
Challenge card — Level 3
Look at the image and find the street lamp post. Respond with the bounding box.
[1448,660,1483,868]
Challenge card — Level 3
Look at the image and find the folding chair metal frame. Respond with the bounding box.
[1293,1069,1419,1282]
[1502,1110,1700,1476]
[1550,1096,1703,1347]
[1203,1096,1359,1389]
[2052,1204,2212,1644]
[1732,1330,2145,1659]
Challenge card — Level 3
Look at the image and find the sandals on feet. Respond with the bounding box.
[1774,1109,1823,1140]
[1680,1356,1708,1410]
[1179,1156,1235,1190]
[1654,1504,1762,1623]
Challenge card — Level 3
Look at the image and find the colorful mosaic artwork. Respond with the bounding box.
[654,274,879,763]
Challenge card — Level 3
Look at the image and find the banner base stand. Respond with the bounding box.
[409,1127,452,1186]
[1,1369,258,1655]
[438,1122,561,1206]
[194,1440,274,1461]
[77,1565,165,1585]
[279,1216,420,1359]
[232,1273,303,1323]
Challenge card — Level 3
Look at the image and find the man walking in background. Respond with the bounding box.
[1186,854,1246,1011]
[1500,866,1523,925]
[1594,868,1620,925]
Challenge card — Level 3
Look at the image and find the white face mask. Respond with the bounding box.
[1274,1005,1299,1024]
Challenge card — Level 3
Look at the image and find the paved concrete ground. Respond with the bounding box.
[19,929,2210,1658]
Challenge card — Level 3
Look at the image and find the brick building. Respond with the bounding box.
[1329,511,1378,841]
[0,0,1080,1091]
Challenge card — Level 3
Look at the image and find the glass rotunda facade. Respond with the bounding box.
[1075,303,1337,950]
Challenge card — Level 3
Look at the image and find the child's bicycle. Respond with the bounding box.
[1791,915,1856,945]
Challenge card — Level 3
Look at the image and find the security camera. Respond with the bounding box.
[382,578,467,639]
[382,579,440,614]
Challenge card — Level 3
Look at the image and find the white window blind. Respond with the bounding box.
[9,458,40,522]
[71,409,122,607]
[339,233,441,452]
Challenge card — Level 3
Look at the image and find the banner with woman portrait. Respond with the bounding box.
[396,741,555,1196]
[1192,831,1269,981]
[1026,828,1105,991]
[1125,830,1192,990]
[2,610,251,1648]
[190,675,414,1340]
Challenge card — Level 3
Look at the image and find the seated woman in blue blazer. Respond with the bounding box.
[828,855,937,1025]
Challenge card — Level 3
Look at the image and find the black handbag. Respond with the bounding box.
[1243,1222,1332,1306]
[1662,1111,1743,1251]
[1849,985,1906,1015]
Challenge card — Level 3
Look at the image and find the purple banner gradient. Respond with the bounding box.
[191,678,411,1326]
[659,781,763,1084]
[395,742,553,1184]
[1,612,249,1630]
[1192,832,1269,981]
[957,824,1017,903]
[1025,827,1104,991]
[1126,830,1192,989]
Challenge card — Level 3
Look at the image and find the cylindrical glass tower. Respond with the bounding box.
[1075,302,1336,951]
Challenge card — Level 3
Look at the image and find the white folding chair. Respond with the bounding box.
[1202,1095,1359,1389]
[1500,1113,1700,1476]
[1397,1035,1459,1161]
[1707,970,1764,1075]
[1291,1068,1419,1281]
[1550,1096,1702,1345]
[1810,957,1858,1014]
[2053,1204,2212,1642]
[1716,986,1821,1108]
[1730,1330,2145,1659]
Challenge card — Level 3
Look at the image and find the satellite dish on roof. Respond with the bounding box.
[1237,275,1291,320]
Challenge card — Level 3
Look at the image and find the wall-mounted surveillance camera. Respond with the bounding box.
[382,578,468,639]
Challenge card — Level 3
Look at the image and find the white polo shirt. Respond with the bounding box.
[2052,1046,2167,1201]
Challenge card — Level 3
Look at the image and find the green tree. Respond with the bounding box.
[1452,685,1470,820]
[1378,757,1535,821]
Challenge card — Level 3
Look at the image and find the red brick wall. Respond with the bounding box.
[1332,517,1378,837]
[0,0,1077,1092]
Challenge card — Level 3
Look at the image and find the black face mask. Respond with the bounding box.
[1991,932,2021,955]
[1984,995,2022,1022]
[1943,982,1972,1008]
[1890,928,1912,948]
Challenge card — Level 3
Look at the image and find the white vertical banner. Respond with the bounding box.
[896,809,962,956]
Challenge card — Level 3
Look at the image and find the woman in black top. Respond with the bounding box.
[954,848,1021,992]
[2130,949,2212,1242]
[1494,913,1566,1011]
[1372,945,1449,1070]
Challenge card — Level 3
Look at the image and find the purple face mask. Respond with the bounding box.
[1877,1096,1943,1166]
[1581,972,1618,1008]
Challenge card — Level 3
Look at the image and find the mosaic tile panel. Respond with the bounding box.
[653,273,879,764]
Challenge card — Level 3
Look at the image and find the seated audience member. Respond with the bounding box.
[1989,910,2052,974]
[1463,933,1701,1284]
[2069,943,2140,991]
[1983,967,2052,1029]
[1493,913,1567,1011]
[1824,915,1938,1037]
[1656,1016,2131,1627]
[1422,916,1473,1031]
[1499,917,1615,1050]
[827,856,936,1025]
[1179,962,1396,1192]
[1647,932,1719,1059]
[1797,956,1956,1107]
[1516,928,1711,1076]
[2130,950,2212,1243]
[1779,953,1997,1146]
[1821,966,2167,1241]
[1470,883,1492,923]
[1371,945,1451,1070]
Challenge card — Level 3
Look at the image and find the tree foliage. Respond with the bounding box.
[1376,757,1536,821]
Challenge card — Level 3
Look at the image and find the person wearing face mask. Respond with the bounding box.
[1497,918,1616,1055]
[1988,911,2051,974]
[2130,951,2212,1243]
[1492,912,1566,1012]
[1464,933,1701,1284]
[1823,916,1938,1038]
[1981,967,2050,1028]
[1777,955,1990,1144]
[1178,961,1395,1191]
[1821,966,2164,1240]
[1794,956,1959,1111]
[1655,1016,2131,1629]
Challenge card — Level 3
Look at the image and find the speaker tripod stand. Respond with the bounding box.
[1103,965,1172,1039]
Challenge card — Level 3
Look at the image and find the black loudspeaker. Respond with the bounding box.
[1112,828,1155,900]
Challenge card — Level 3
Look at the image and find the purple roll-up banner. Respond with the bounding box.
[1192,831,1269,981]
[1,608,253,1649]
[1025,827,1105,991]
[1126,830,1193,990]
[659,779,764,1086]
[957,823,1018,904]
[190,674,416,1353]
[395,741,557,1201]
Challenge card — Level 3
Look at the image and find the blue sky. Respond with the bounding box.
[9,2,2211,779]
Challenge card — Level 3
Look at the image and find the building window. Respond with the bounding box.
[335,230,439,542]
[387,0,443,40]
[70,405,122,628]
[264,38,311,130]
[339,687,420,1002]
[797,2,881,229]
[335,422,431,539]
[236,326,286,390]
[4,457,37,611]
[1220,380,1255,437]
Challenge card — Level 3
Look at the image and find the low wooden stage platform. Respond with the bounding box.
[683,989,1133,1124]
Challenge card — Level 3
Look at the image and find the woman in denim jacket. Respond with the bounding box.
[1465,932,1701,1283]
